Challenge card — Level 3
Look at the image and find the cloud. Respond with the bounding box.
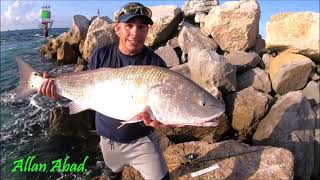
[1,0,42,30]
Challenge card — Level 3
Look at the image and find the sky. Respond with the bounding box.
[1,0,319,37]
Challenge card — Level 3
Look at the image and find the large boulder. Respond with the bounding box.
[182,0,219,17]
[66,15,90,46]
[253,34,266,55]
[178,22,218,54]
[194,12,207,23]
[166,36,179,49]
[260,53,274,72]
[39,43,53,59]
[82,17,118,60]
[269,52,314,95]
[309,70,320,81]
[225,51,261,72]
[253,91,316,178]
[165,140,294,179]
[51,32,68,50]
[122,165,143,180]
[302,80,320,106]
[145,5,183,47]
[155,44,180,67]
[40,32,68,60]
[48,107,95,138]
[56,42,79,64]
[237,67,272,93]
[265,12,320,62]
[227,87,272,141]
[313,105,320,178]
[188,48,237,93]
[202,0,260,51]
[170,63,190,79]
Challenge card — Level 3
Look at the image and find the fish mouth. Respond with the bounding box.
[196,111,224,126]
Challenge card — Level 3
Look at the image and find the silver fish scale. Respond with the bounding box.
[107,66,169,89]
[53,66,170,103]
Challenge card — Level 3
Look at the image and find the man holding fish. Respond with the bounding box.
[26,2,224,180]
[39,2,173,180]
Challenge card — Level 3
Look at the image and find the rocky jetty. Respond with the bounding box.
[40,0,319,179]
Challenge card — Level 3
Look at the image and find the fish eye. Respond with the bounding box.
[200,100,206,106]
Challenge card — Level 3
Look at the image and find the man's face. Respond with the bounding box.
[115,17,149,55]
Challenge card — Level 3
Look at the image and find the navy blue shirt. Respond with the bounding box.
[87,43,167,143]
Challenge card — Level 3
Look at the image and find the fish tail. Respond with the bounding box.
[10,57,41,101]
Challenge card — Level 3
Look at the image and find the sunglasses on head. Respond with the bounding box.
[119,4,152,18]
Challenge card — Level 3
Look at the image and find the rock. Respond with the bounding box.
[165,140,294,179]
[155,44,180,67]
[313,104,320,178]
[178,22,218,54]
[254,34,266,55]
[43,53,53,60]
[145,5,183,47]
[225,51,261,72]
[57,42,79,64]
[48,107,95,137]
[260,53,273,71]
[82,17,118,60]
[183,0,219,17]
[181,52,188,64]
[227,87,272,141]
[237,67,272,93]
[40,32,67,60]
[55,32,67,41]
[265,12,320,62]
[302,80,320,106]
[74,57,87,72]
[269,52,315,95]
[188,48,237,93]
[170,63,190,79]
[202,0,260,51]
[66,15,90,46]
[154,127,173,151]
[167,36,179,49]
[47,33,67,54]
[165,114,230,145]
[52,32,68,50]
[99,16,113,24]
[309,70,320,81]
[92,176,108,180]
[153,113,229,152]
[253,91,316,178]
[90,16,98,22]
[93,159,145,180]
[79,40,85,55]
[316,64,320,74]
[194,12,207,23]
[122,165,143,180]
[39,44,50,57]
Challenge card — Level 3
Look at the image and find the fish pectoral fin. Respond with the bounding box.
[116,115,144,129]
[68,101,90,114]
[117,106,154,129]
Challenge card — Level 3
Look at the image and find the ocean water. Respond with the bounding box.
[0,29,100,180]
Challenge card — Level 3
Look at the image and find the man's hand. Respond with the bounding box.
[139,112,184,128]
[38,72,60,99]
